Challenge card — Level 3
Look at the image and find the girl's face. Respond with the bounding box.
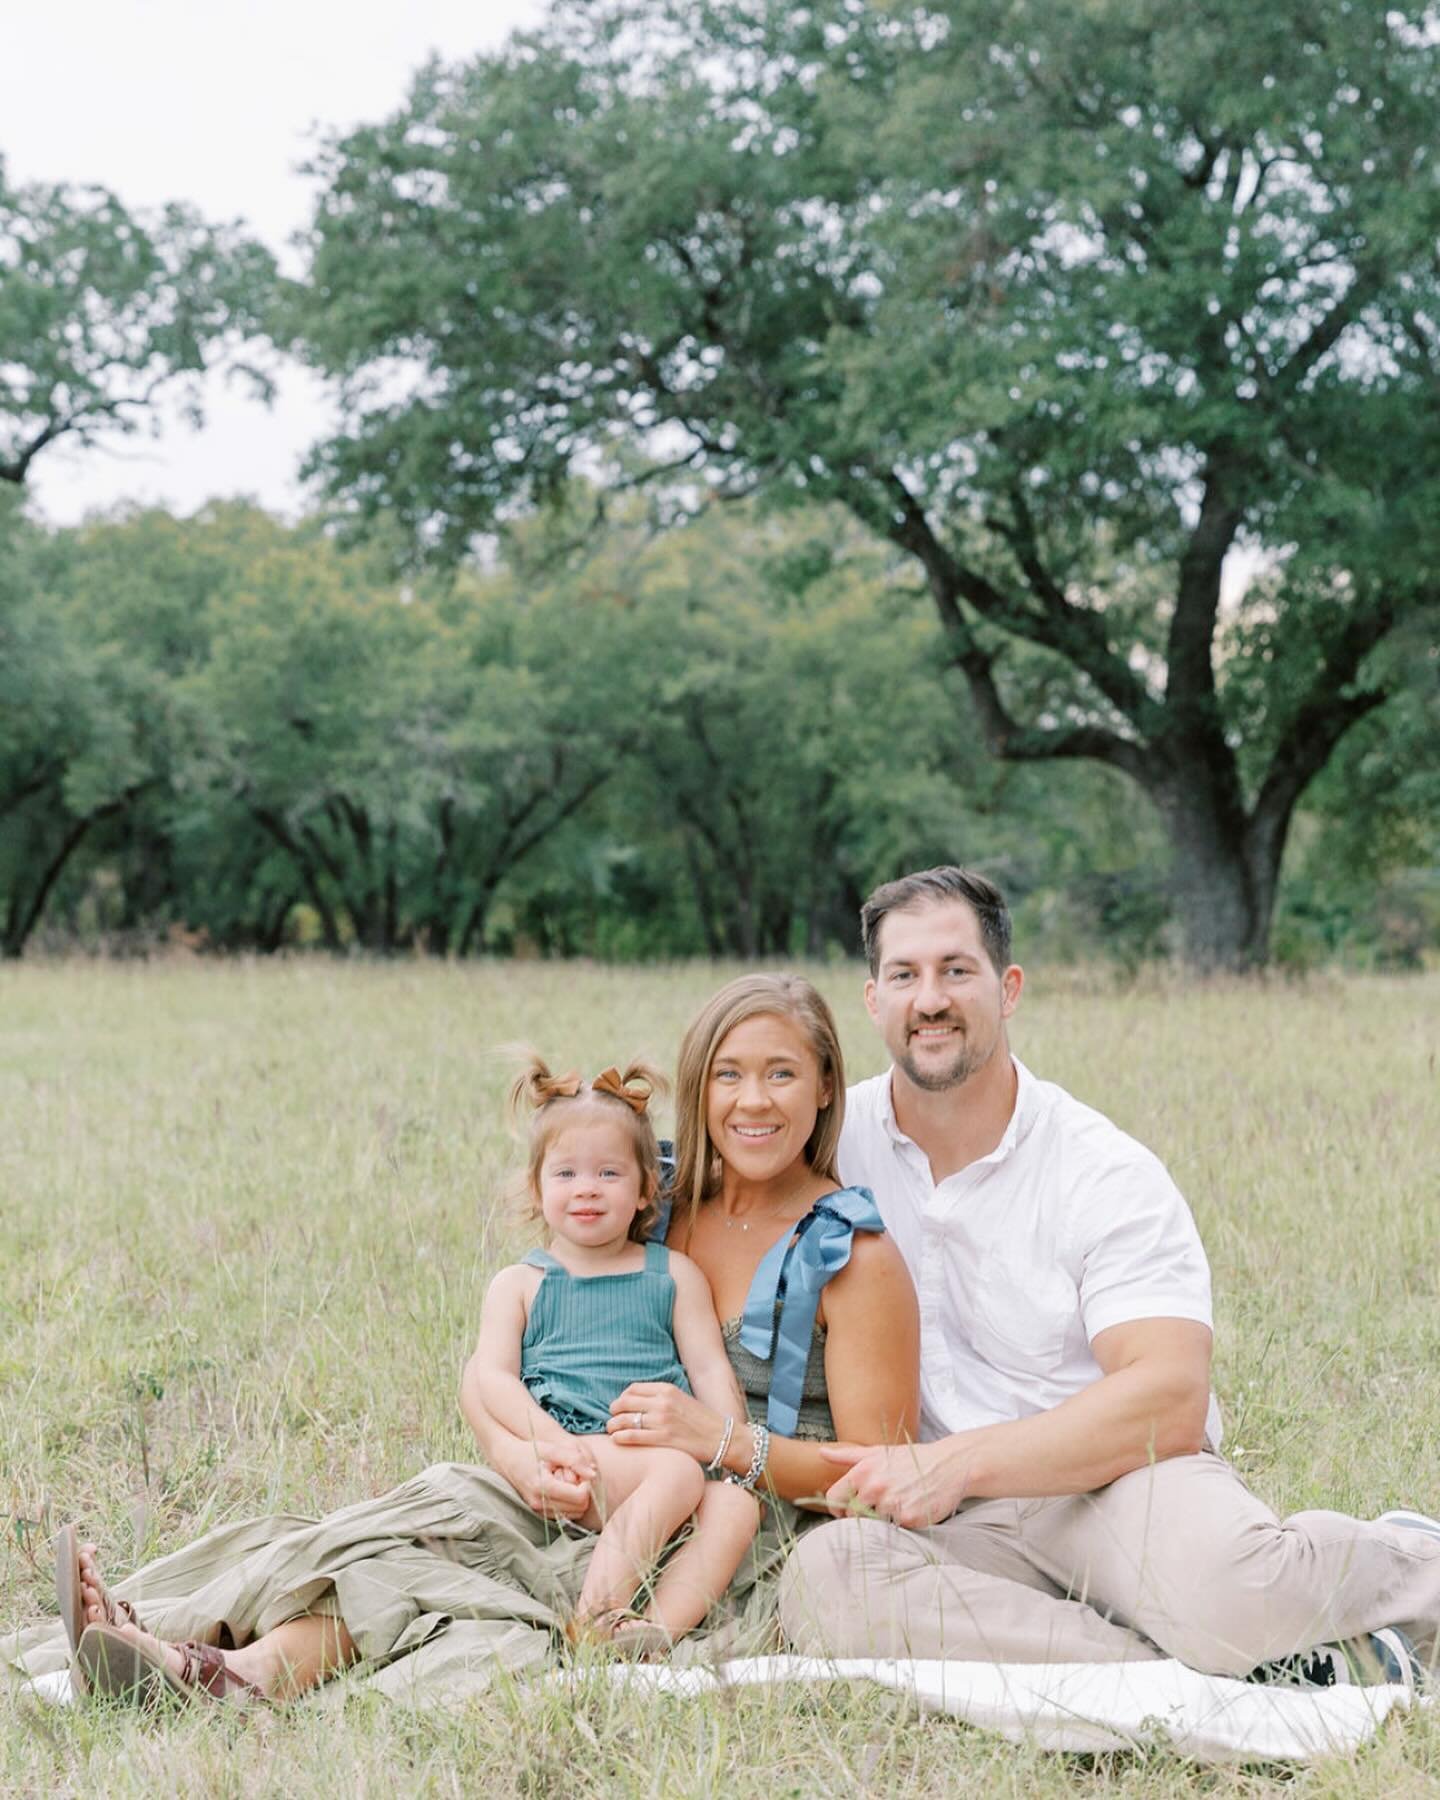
[706,1011,830,1187]
[538,1116,645,1251]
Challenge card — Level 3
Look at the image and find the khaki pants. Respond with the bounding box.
[776,1451,1440,1676]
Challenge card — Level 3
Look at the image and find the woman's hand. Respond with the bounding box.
[607,1381,727,1463]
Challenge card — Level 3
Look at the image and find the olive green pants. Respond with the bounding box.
[8,1463,814,1705]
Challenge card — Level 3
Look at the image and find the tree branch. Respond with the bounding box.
[0,378,168,484]
[1249,598,1399,848]
[1270,270,1383,395]
[993,478,1159,727]
[0,756,63,823]
[1165,456,1244,725]
[839,467,1153,785]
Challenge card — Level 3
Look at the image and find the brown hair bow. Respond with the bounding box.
[590,1067,651,1114]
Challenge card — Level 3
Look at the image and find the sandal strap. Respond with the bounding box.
[175,1640,269,1704]
[596,1607,645,1632]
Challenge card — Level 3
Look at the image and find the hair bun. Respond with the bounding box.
[507,1054,583,1120]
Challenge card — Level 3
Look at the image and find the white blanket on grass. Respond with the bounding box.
[555,1655,1426,1764]
[27,1655,1425,1763]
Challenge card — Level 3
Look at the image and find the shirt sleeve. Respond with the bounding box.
[1074,1147,1213,1342]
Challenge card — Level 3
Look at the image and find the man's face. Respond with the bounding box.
[864,899,1023,1093]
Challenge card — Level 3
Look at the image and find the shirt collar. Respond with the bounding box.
[882,1054,1038,1170]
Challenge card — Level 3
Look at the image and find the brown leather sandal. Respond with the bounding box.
[75,1623,270,1707]
[55,1526,148,1695]
[564,1607,676,1659]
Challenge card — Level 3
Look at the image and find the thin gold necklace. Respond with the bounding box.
[717,1187,812,1232]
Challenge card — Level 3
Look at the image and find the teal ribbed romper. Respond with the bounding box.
[519,1239,691,1434]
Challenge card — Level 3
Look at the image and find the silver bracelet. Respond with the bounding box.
[727,1422,770,1491]
[707,1415,736,1472]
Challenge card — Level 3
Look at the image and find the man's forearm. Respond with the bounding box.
[956,1362,1209,1500]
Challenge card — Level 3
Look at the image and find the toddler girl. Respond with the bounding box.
[471,1057,759,1654]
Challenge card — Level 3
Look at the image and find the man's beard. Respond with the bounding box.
[895,1022,996,1092]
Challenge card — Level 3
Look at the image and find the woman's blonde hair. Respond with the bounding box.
[672,974,846,1225]
[508,1054,669,1242]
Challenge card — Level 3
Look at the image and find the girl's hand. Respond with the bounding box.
[607,1382,726,1463]
[495,1432,597,1521]
[537,1430,598,1476]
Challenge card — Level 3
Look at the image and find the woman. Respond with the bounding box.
[25,975,919,1706]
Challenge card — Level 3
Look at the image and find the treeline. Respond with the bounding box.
[1,491,1434,966]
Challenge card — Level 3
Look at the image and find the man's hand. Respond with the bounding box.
[821,1438,974,1528]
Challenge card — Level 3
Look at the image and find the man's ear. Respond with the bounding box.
[863,976,879,1022]
[1000,963,1024,1018]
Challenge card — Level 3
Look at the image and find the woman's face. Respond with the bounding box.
[706,1011,831,1187]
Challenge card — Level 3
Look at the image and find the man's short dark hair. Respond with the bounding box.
[860,866,1013,976]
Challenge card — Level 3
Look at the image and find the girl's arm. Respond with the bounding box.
[469,1266,589,1458]
[459,1357,597,1521]
[669,1253,749,1423]
[611,1235,921,1508]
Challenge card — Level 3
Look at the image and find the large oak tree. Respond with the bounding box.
[296,0,1440,968]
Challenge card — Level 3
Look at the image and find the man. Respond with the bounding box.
[776,866,1440,1682]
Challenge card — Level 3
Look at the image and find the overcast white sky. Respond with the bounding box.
[3,0,547,525]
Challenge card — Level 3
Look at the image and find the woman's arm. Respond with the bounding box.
[610,1233,921,1508]
[817,1231,921,1444]
[763,1231,919,1505]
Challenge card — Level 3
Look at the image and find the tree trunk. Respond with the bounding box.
[1153,780,1278,972]
[2,809,110,959]
[681,838,724,958]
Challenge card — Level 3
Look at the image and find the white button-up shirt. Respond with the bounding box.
[839,1059,1220,1446]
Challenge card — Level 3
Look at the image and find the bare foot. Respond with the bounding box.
[77,1542,122,1630]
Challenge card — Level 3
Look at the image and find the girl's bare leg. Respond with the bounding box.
[572,1441,706,1627]
[78,1542,358,1699]
[640,1481,759,1639]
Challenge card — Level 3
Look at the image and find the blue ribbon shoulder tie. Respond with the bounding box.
[737,1186,885,1437]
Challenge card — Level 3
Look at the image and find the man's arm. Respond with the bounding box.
[823,1317,1212,1527]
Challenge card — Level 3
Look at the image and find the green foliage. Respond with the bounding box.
[0,492,1191,962]
[294,0,1440,967]
[0,155,276,484]
[0,506,179,955]
[1272,622,1440,969]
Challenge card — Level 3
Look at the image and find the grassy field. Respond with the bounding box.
[1,959,1438,1796]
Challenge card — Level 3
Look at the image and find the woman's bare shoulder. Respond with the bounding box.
[822,1227,916,1319]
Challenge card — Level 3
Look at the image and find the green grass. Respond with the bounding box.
[2,959,1438,1795]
